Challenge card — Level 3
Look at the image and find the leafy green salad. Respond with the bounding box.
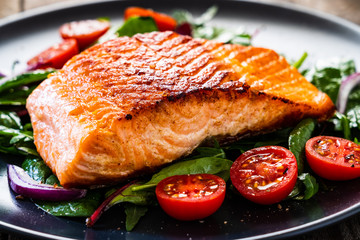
[0,6,359,231]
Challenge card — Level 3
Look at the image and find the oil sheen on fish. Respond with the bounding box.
[26,31,335,188]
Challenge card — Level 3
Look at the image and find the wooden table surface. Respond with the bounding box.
[0,0,359,240]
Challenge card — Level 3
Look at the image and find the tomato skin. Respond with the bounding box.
[27,39,79,70]
[305,136,360,181]
[60,19,110,50]
[230,146,298,205]
[124,7,177,31]
[155,174,226,221]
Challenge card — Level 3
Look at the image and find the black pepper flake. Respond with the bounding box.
[283,168,289,175]
[125,114,132,120]
[351,164,355,168]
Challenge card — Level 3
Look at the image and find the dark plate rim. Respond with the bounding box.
[1,0,360,239]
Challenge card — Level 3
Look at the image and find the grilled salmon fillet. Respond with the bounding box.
[26,31,335,188]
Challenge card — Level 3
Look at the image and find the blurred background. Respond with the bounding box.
[1,0,360,25]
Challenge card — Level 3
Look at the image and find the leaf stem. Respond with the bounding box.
[293,52,308,69]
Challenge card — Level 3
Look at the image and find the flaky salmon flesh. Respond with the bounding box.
[26,31,335,188]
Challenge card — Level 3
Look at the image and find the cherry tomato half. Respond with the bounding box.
[124,7,177,31]
[155,174,226,221]
[305,136,360,180]
[27,39,79,70]
[60,19,110,50]
[230,146,298,205]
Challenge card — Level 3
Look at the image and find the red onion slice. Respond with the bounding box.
[336,72,360,114]
[7,164,87,201]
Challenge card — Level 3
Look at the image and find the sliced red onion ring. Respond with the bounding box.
[175,22,192,36]
[336,72,360,114]
[7,164,87,201]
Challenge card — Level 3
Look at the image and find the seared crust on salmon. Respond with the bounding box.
[26,31,335,188]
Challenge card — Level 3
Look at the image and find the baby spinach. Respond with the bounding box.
[35,190,103,217]
[306,58,359,139]
[288,173,319,200]
[287,119,319,200]
[124,204,148,231]
[22,157,52,183]
[346,87,360,131]
[45,174,60,185]
[0,111,22,129]
[306,59,356,104]
[131,157,233,192]
[0,123,38,156]
[116,16,158,37]
[288,118,316,174]
[301,173,319,200]
[98,16,159,43]
[109,183,155,206]
[0,85,37,106]
[172,6,251,46]
[0,69,54,95]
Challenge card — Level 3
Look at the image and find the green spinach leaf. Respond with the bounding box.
[299,173,319,200]
[306,59,355,103]
[34,190,103,217]
[124,204,148,231]
[0,124,38,156]
[131,157,233,191]
[116,16,158,37]
[22,157,52,183]
[0,69,54,94]
[0,111,22,129]
[0,85,37,106]
[109,183,155,206]
[289,173,319,200]
[288,118,316,173]
[45,174,60,185]
[172,6,251,46]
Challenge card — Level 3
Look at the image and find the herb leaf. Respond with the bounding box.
[299,173,319,200]
[288,118,316,173]
[131,157,233,192]
[0,111,22,129]
[35,190,103,217]
[307,59,356,104]
[172,6,251,46]
[0,123,38,157]
[116,16,158,37]
[22,157,52,183]
[0,69,54,95]
[124,204,148,231]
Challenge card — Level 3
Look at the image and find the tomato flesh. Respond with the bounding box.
[124,7,177,31]
[155,174,226,221]
[305,136,360,180]
[60,19,110,50]
[230,146,298,205]
[27,39,79,70]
